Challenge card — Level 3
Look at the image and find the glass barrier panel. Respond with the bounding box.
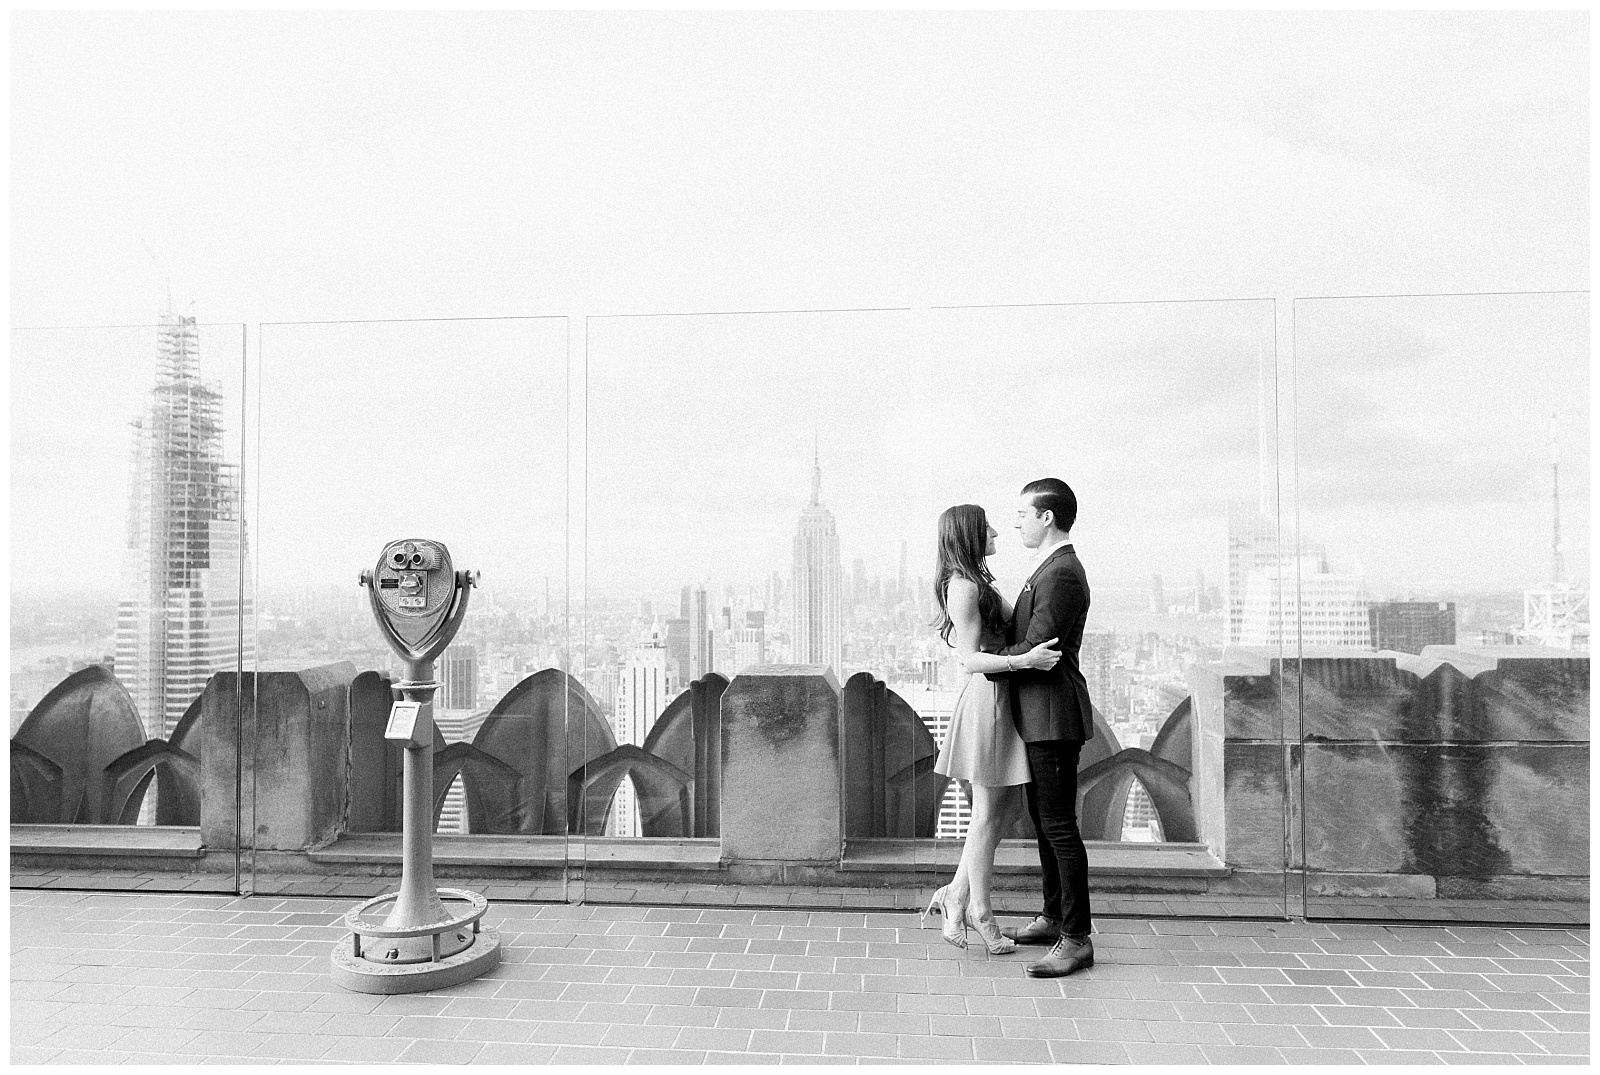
[1292,292,1589,925]
[10,321,249,894]
[580,309,935,919]
[255,317,568,902]
[925,299,1289,922]
[565,318,587,904]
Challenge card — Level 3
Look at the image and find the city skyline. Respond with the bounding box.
[12,298,1589,604]
[11,12,1587,638]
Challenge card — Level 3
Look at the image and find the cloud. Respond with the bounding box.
[1292,294,1589,511]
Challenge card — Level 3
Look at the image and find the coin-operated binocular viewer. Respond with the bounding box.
[330,538,501,994]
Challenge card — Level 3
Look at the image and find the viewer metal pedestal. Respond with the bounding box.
[331,539,501,994]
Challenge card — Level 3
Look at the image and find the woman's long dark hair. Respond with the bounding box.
[933,504,1006,646]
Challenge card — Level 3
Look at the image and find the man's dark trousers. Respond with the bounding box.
[987,541,1096,938]
[1024,740,1092,937]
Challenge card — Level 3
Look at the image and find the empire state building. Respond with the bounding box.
[791,445,844,679]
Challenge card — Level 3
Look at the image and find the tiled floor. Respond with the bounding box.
[9,887,1590,1065]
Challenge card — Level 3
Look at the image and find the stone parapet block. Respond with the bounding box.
[719,665,842,866]
[1201,650,1590,884]
[201,661,357,853]
[1302,741,1588,876]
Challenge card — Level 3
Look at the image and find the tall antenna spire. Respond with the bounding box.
[1257,341,1273,517]
[1551,410,1563,586]
[810,432,821,507]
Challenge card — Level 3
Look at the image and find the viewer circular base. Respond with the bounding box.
[330,928,500,994]
[330,886,500,994]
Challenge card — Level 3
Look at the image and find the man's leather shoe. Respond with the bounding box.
[1000,916,1061,945]
[1025,935,1094,978]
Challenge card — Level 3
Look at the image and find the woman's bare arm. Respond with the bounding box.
[948,577,1058,675]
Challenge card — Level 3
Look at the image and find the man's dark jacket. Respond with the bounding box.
[986,542,1094,743]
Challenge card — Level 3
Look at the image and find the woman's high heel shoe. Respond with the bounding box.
[938,887,969,950]
[918,885,969,950]
[971,915,1017,955]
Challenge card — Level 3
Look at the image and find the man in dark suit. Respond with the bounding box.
[986,477,1094,977]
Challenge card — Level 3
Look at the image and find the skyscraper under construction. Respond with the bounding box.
[115,313,253,739]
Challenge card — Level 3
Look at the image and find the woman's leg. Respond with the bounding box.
[946,781,974,906]
[964,784,1020,921]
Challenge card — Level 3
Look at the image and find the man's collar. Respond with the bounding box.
[1032,536,1074,564]
[1022,537,1073,591]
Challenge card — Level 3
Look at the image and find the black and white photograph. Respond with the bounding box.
[8,8,1589,1068]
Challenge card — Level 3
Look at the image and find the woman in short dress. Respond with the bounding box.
[923,504,1060,953]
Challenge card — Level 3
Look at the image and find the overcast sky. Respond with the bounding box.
[9,11,1588,599]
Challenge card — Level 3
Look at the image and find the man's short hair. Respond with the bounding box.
[1021,478,1077,534]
